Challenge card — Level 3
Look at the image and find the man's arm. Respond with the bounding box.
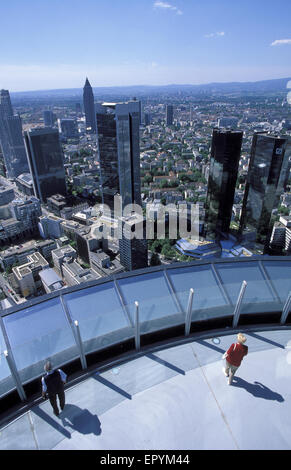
[58,369,67,384]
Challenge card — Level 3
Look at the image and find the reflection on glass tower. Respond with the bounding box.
[24,127,67,203]
[96,101,142,212]
[205,129,243,239]
[240,133,291,250]
[0,89,29,178]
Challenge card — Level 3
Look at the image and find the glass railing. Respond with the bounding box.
[0,258,290,402]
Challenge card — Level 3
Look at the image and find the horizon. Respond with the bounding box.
[8,76,291,94]
[1,0,291,92]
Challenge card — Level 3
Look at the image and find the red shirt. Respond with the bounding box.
[226,342,248,367]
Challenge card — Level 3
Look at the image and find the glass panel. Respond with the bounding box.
[117,272,181,333]
[167,264,228,321]
[216,261,277,314]
[65,282,133,354]
[0,326,15,398]
[262,261,291,303]
[2,298,78,384]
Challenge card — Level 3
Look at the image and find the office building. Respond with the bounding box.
[205,129,243,239]
[240,133,291,249]
[15,173,34,196]
[43,110,54,127]
[12,252,49,298]
[118,212,148,271]
[24,127,67,202]
[57,119,79,140]
[38,215,64,239]
[0,186,14,205]
[144,113,151,126]
[166,105,174,126]
[0,90,29,178]
[39,268,64,293]
[97,101,142,212]
[83,78,96,134]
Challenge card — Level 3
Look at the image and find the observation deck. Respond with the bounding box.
[0,256,291,449]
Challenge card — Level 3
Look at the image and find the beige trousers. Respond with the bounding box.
[225,361,239,384]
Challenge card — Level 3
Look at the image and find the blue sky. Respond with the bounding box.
[1,0,291,91]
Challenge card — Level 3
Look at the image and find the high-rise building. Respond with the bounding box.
[83,78,96,134]
[57,118,79,139]
[144,113,151,126]
[24,127,67,203]
[96,101,142,212]
[43,110,54,127]
[0,89,29,178]
[205,129,243,239]
[166,104,174,126]
[239,133,291,249]
[118,212,148,271]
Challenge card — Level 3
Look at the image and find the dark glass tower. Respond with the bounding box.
[166,104,174,126]
[24,127,67,203]
[240,133,291,249]
[205,129,243,239]
[96,101,142,212]
[0,89,29,178]
[83,78,96,134]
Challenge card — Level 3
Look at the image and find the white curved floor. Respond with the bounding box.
[1,329,291,450]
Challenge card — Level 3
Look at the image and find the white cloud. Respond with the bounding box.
[153,1,182,15]
[271,39,291,46]
[204,31,225,38]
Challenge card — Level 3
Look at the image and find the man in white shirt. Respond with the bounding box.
[42,361,67,416]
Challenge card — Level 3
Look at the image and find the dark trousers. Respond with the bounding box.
[48,389,65,415]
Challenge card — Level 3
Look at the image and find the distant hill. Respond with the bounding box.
[10,77,291,100]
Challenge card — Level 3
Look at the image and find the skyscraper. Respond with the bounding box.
[83,78,96,134]
[43,110,54,127]
[166,104,174,126]
[205,129,243,239]
[118,212,148,271]
[0,89,29,178]
[24,127,67,203]
[240,132,291,249]
[96,101,142,212]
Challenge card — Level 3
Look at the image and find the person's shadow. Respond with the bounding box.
[232,377,284,402]
[60,404,101,435]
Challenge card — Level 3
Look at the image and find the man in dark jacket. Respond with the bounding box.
[223,333,248,385]
[42,361,67,416]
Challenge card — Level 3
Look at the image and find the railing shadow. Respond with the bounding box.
[32,406,71,439]
[232,377,284,402]
[146,352,185,375]
[93,373,132,400]
[196,339,225,354]
[247,332,285,349]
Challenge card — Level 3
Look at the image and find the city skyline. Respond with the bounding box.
[1,0,291,91]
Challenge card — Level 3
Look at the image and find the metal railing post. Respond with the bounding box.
[74,321,87,370]
[232,280,247,328]
[185,288,194,336]
[134,301,140,351]
[4,350,26,401]
[280,291,291,325]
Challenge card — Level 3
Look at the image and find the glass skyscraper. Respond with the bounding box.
[83,78,96,134]
[24,127,67,203]
[205,129,243,239]
[240,132,291,250]
[0,89,29,178]
[96,101,142,212]
[166,104,174,126]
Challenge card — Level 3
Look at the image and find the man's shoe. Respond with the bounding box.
[54,411,60,417]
